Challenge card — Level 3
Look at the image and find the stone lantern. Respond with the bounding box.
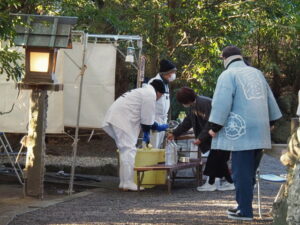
[13,14,77,84]
[11,14,77,198]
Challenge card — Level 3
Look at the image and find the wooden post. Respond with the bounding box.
[11,13,77,198]
[291,117,299,134]
[24,89,48,198]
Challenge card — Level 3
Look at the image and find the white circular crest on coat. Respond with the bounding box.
[237,68,265,100]
[224,112,246,140]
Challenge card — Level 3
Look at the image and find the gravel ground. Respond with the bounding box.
[8,154,286,225]
[0,155,118,167]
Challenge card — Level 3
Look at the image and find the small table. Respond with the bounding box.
[134,158,203,194]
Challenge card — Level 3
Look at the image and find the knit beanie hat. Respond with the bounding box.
[150,79,166,94]
[159,59,177,74]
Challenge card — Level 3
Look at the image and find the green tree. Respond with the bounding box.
[86,0,298,115]
[0,0,96,81]
[1,0,299,105]
[0,0,25,81]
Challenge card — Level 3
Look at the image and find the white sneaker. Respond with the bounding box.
[122,182,144,191]
[197,182,217,192]
[217,181,235,191]
[215,178,221,189]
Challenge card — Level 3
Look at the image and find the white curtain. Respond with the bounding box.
[0,42,116,133]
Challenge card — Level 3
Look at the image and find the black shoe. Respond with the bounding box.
[228,212,253,221]
[227,208,239,214]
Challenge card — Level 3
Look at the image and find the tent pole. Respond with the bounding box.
[68,32,87,195]
[136,38,143,88]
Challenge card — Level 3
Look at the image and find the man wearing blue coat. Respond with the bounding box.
[208,46,282,221]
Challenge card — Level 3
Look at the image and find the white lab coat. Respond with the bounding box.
[102,85,156,190]
[148,74,170,148]
[102,84,156,141]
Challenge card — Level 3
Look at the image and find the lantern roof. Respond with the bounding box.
[11,14,78,48]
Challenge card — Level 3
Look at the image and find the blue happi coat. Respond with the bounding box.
[209,60,282,151]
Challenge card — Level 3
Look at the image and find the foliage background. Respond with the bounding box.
[0,0,299,142]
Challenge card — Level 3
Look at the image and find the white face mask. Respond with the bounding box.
[168,73,176,82]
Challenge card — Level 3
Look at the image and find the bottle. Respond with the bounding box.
[172,140,178,163]
[165,140,178,165]
[189,141,198,158]
[177,111,186,123]
[165,141,172,165]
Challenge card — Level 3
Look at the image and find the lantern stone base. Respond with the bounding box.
[24,89,48,198]
[22,77,54,84]
[19,83,63,198]
[17,82,63,91]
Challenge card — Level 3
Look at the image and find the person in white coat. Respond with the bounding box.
[148,59,177,148]
[102,79,169,191]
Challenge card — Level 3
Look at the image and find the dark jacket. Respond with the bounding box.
[172,96,212,153]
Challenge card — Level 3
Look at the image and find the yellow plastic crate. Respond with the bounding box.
[134,148,166,188]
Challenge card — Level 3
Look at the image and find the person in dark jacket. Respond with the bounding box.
[167,87,234,191]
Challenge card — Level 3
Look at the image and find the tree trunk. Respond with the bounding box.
[167,0,177,53]
[115,54,130,98]
[148,8,160,78]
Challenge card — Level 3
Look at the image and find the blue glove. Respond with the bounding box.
[151,122,169,132]
[143,131,150,143]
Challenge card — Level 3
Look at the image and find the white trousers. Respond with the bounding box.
[103,124,137,189]
[150,130,165,149]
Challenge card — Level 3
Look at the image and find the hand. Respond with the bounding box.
[167,133,175,140]
[151,122,169,132]
[143,131,150,143]
[193,139,201,145]
[209,129,216,137]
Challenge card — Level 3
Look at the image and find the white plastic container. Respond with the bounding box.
[165,140,178,165]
